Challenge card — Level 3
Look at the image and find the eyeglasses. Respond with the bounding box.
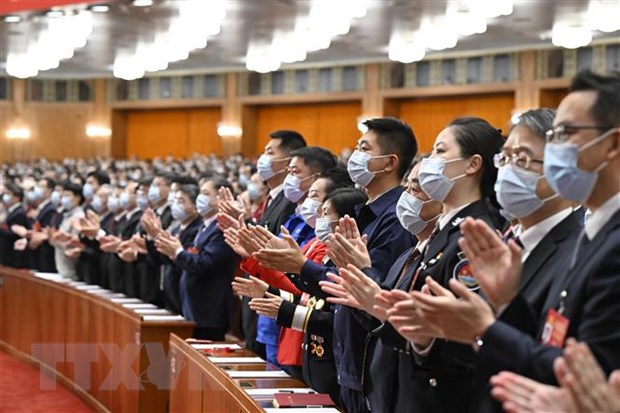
[545,125,613,143]
[494,152,543,170]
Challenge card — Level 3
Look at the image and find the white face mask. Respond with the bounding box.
[300,198,321,228]
[314,217,334,242]
[495,164,557,219]
[257,154,289,182]
[347,150,391,187]
[396,191,440,235]
[418,157,466,202]
[284,174,315,204]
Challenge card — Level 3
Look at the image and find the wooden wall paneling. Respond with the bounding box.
[539,88,568,109]
[187,107,222,156]
[396,92,515,153]
[241,106,258,157]
[126,110,189,159]
[111,110,128,159]
[254,101,361,156]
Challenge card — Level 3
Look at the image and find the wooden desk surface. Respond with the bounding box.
[0,266,195,413]
[169,334,310,413]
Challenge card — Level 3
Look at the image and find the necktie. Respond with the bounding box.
[394,247,421,289]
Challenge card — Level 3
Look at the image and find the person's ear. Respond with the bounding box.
[605,128,620,162]
[384,154,400,173]
[465,154,483,175]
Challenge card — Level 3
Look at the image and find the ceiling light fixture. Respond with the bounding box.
[90,4,110,13]
[588,0,620,33]
[4,15,21,23]
[132,0,154,7]
[552,21,592,49]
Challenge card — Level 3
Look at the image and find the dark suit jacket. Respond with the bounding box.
[31,201,59,272]
[474,210,583,412]
[480,208,620,386]
[108,210,143,295]
[146,216,203,314]
[0,204,30,268]
[76,212,114,285]
[387,199,503,413]
[176,220,240,329]
[242,190,296,354]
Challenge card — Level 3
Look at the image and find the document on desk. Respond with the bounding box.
[122,303,157,309]
[207,357,265,364]
[190,343,243,350]
[132,308,172,315]
[264,409,340,413]
[33,272,66,282]
[245,388,316,396]
[110,297,141,303]
[227,370,290,379]
[74,284,102,290]
[142,315,186,321]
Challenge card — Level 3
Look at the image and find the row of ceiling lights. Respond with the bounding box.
[3,0,620,79]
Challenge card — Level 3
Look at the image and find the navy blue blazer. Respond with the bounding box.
[30,201,58,272]
[176,220,239,329]
[480,208,620,385]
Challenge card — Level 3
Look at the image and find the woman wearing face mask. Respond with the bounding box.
[385,117,505,412]
[234,185,366,405]
[227,169,344,374]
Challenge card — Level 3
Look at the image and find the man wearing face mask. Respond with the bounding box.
[0,182,30,268]
[251,146,337,367]
[240,130,306,358]
[155,178,239,340]
[144,184,202,315]
[49,182,85,279]
[298,117,417,412]
[429,71,620,399]
[75,184,114,286]
[107,180,143,295]
[83,171,110,211]
[20,178,58,272]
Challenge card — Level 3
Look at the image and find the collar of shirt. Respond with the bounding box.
[203,215,217,229]
[155,203,168,216]
[415,238,429,254]
[585,191,620,240]
[268,183,284,201]
[125,207,141,220]
[8,202,22,213]
[437,203,471,231]
[516,207,573,261]
[37,199,51,213]
[114,211,126,222]
[355,185,403,219]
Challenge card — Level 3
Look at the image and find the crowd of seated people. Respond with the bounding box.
[1,70,618,413]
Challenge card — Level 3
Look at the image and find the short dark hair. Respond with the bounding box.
[41,177,56,190]
[87,170,110,186]
[177,184,199,204]
[172,175,199,186]
[324,188,368,219]
[363,117,417,179]
[5,182,24,201]
[320,165,354,194]
[511,108,556,141]
[270,130,307,154]
[154,172,175,186]
[290,146,338,175]
[63,181,85,205]
[208,177,234,195]
[449,117,505,209]
[570,70,620,127]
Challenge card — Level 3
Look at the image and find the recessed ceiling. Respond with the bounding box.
[0,0,618,79]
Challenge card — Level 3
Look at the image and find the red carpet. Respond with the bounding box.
[0,351,94,413]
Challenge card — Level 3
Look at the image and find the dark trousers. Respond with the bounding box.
[340,386,369,413]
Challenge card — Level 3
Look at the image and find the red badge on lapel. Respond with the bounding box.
[541,308,569,348]
[187,247,199,255]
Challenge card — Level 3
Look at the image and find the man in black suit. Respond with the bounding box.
[82,171,110,212]
[236,130,307,357]
[0,182,30,268]
[135,173,174,304]
[144,183,202,314]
